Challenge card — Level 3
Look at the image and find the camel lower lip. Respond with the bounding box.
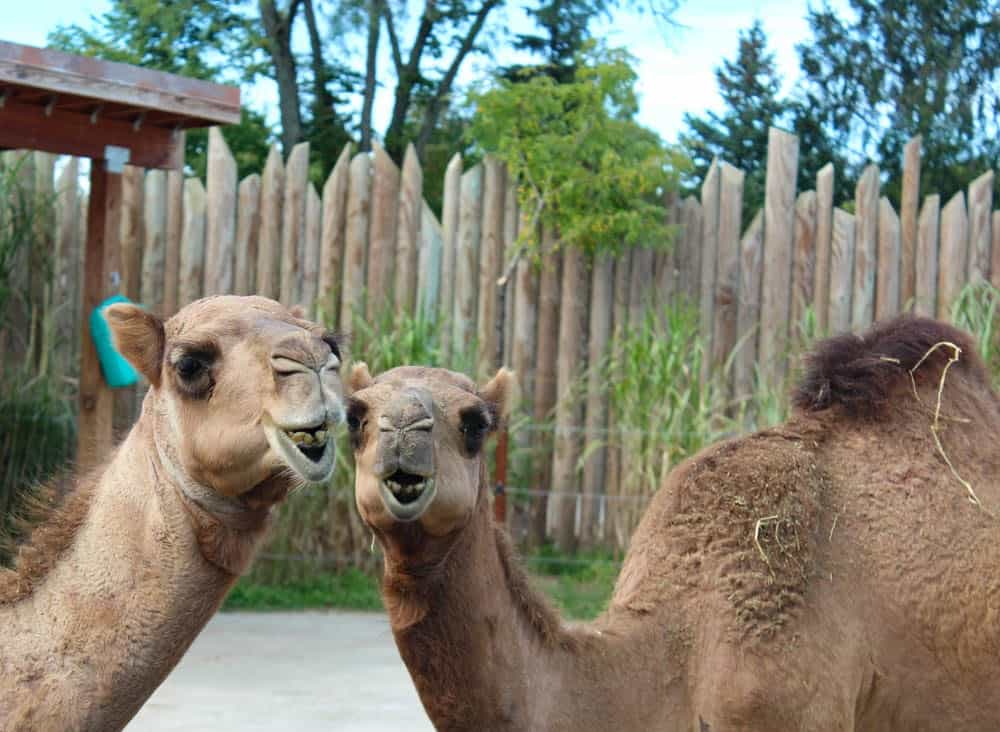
[265,423,336,483]
[380,477,436,521]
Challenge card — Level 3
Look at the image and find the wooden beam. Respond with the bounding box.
[78,161,123,470]
[0,96,183,170]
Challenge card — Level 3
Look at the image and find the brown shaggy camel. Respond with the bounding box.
[0,295,344,731]
[349,316,1000,730]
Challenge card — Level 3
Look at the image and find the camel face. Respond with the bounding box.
[348,364,512,536]
[106,296,345,502]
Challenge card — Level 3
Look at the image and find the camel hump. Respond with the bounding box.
[793,315,988,419]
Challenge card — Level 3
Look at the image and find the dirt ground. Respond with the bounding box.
[128,611,433,731]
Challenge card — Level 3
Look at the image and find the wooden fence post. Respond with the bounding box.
[734,212,763,402]
[395,143,422,314]
[828,208,855,333]
[900,137,921,310]
[875,197,901,320]
[937,192,968,319]
[140,169,167,314]
[367,143,399,312]
[852,164,879,330]
[301,183,322,318]
[440,153,462,355]
[790,190,817,347]
[340,152,371,332]
[553,246,587,552]
[179,178,206,307]
[712,163,744,383]
[813,164,834,334]
[678,197,703,306]
[530,227,561,546]
[255,145,284,300]
[120,165,144,302]
[164,166,184,315]
[915,194,940,318]
[478,156,506,376]
[234,174,261,296]
[581,253,613,546]
[967,170,994,284]
[759,128,799,387]
[319,144,351,326]
[699,159,720,382]
[54,158,81,378]
[453,164,483,358]
[281,141,309,306]
[205,127,236,296]
[417,202,443,321]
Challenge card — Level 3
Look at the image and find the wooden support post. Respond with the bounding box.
[78,161,123,470]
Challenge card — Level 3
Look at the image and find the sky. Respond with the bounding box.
[3,0,853,145]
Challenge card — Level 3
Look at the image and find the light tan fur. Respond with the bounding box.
[1,295,344,731]
[351,318,1000,731]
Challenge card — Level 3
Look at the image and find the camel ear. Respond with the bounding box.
[349,362,374,394]
[480,368,515,427]
[104,303,165,388]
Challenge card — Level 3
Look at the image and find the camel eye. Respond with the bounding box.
[346,400,367,449]
[176,355,205,380]
[459,407,490,454]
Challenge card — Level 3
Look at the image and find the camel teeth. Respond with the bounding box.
[315,430,327,443]
[301,432,315,445]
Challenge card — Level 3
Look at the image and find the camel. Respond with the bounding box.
[0,295,345,731]
[349,316,1000,730]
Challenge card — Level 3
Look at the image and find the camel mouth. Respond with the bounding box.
[379,470,436,522]
[264,420,336,484]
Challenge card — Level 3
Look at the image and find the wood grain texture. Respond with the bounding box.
[367,143,400,310]
[164,161,183,315]
[937,191,968,319]
[678,197,702,306]
[452,164,483,356]
[255,145,284,300]
[851,164,879,330]
[417,201,443,321]
[301,183,322,318]
[439,153,462,355]
[899,137,921,310]
[319,144,351,326]
[179,177,206,307]
[233,174,261,296]
[477,156,506,376]
[734,211,763,402]
[280,141,309,305]
[119,165,144,301]
[340,152,370,331]
[140,169,167,314]
[812,164,834,334]
[394,143,423,313]
[875,197,901,321]
[967,170,994,284]
[758,128,799,386]
[699,159,720,382]
[790,190,817,346]
[712,163,744,383]
[828,208,855,333]
[915,194,940,318]
[204,127,236,295]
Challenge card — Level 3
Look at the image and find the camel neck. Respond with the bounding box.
[0,419,239,731]
[382,476,684,731]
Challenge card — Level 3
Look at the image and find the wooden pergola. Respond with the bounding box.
[0,41,240,468]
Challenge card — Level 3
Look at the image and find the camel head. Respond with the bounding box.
[348,364,512,537]
[105,296,345,507]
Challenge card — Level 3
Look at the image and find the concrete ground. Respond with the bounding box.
[128,611,433,731]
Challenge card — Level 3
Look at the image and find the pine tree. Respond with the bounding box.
[680,21,791,224]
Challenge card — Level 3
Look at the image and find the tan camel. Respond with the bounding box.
[349,316,1000,730]
[0,295,344,731]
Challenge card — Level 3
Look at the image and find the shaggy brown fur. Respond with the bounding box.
[355,320,1000,730]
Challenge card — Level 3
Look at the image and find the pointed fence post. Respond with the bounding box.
[120,165,144,302]
[341,152,371,332]
[915,195,940,318]
[699,160,720,383]
[813,164,834,334]
[319,145,351,326]
[852,164,879,330]
[440,153,462,356]
[937,192,968,319]
[141,170,167,314]
[478,156,506,377]
[790,190,817,346]
[759,128,799,387]
[875,197,901,320]
[164,164,184,315]
[417,202,443,321]
[281,141,309,306]
[256,145,284,300]
[205,127,236,296]
[453,164,483,357]
[968,170,994,284]
[734,212,763,403]
[828,209,855,333]
[678,197,703,306]
[395,143,422,314]
[368,143,400,312]
[900,137,921,310]
[179,178,207,307]
[234,174,261,296]
[712,163,744,386]
[301,183,322,318]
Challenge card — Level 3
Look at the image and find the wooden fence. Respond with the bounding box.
[2,126,998,550]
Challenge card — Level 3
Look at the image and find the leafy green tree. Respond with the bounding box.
[49,0,276,179]
[469,43,683,257]
[680,21,791,223]
[797,0,1000,203]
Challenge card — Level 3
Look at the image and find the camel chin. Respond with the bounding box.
[263,419,338,484]
[379,473,437,522]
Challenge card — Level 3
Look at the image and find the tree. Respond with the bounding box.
[49,0,275,178]
[679,21,791,223]
[468,43,682,257]
[797,0,1000,203]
